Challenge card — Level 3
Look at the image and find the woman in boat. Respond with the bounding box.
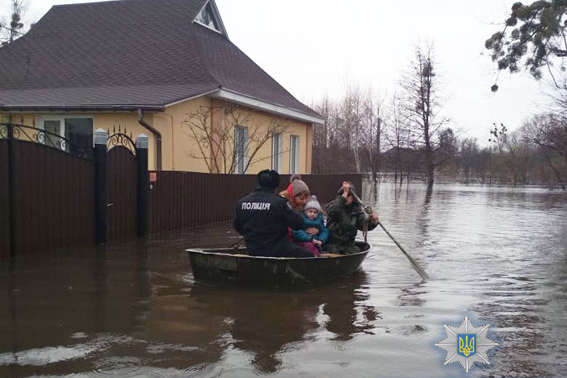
[325,181,379,254]
[233,170,315,258]
[278,174,310,211]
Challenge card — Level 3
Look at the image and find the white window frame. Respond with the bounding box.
[38,115,94,147]
[234,125,248,174]
[38,115,65,138]
[271,133,282,173]
[289,135,300,174]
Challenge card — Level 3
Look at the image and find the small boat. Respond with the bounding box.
[186,241,370,286]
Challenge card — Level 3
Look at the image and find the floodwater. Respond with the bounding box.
[1,183,567,377]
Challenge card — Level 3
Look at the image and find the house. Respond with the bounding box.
[0,0,323,173]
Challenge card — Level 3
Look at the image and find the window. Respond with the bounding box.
[234,125,248,174]
[271,133,282,172]
[195,2,221,32]
[40,116,93,153]
[65,118,94,155]
[289,135,299,174]
[43,119,64,149]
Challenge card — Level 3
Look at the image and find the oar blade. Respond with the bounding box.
[379,222,429,281]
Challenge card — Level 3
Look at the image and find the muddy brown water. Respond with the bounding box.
[1,183,566,377]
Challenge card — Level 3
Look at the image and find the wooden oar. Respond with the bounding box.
[378,221,430,281]
[359,196,429,280]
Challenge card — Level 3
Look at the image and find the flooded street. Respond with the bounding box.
[1,183,567,377]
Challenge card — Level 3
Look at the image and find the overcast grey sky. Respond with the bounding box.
[4,0,556,144]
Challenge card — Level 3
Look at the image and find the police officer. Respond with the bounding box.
[234,169,314,258]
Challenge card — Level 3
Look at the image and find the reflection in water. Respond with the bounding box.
[322,271,380,341]
[187,270,379,374]
[398,282,426,308]
[198,286,319,374]
[0,183,566,377]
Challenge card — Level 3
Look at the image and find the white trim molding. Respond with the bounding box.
[164,89,220,108]
[211,88,325,125]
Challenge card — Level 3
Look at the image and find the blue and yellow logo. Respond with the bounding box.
[436,317,497,373]
[457,334,476,357]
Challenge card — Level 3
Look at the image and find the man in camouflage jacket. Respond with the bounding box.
[325,182,379,254]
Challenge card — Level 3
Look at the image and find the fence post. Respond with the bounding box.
[94,129,107,244]
[7,120,16,257]
[136,134,149,238]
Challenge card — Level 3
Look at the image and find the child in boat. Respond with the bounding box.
[291,195,329,257]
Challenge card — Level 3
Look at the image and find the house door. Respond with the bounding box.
[106,132,138,241]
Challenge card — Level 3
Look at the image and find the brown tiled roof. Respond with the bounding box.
[0,0,320,119]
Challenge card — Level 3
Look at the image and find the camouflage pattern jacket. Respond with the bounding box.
[325,195,378,247]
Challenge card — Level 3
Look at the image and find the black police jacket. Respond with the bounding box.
[233,187,304,256]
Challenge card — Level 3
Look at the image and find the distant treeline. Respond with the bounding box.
[313,111,567,189]
[310,45,567,189]
[313,109,567,189]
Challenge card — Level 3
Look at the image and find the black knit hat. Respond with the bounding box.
[257,169,280,189]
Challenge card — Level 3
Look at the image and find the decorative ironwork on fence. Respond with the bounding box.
[107,126,136,155]
[0,122,93,160]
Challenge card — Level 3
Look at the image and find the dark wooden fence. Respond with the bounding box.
[1,140,94,255]
[149,172,361,233]
[1,122,361,255]
[0,140,9,258]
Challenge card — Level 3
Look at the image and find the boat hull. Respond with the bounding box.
[186,242,370,286]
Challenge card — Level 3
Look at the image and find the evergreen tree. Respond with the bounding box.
[1,0,25,46]
[486,0,567,90]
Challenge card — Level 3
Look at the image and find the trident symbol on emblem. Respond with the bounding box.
[458,334,476,357]
[436,317,498,373]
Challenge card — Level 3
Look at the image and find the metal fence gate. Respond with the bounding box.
[106,133,138,241]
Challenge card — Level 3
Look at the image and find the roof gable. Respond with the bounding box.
[193,0,228,37]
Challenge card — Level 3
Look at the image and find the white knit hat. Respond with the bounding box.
[304,195,322,213]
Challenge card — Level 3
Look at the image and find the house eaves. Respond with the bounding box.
[0,104,164,112]
[212,88,324,125]
[164,88,325,125]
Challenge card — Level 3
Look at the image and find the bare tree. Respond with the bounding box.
[436,127,459,177]
[339,86,364,173]
[458,137,480,183]
[312,96,332,174]
[383,94,405,184]
[312,90,361,174]
[521,114,567,188]
[400,44,449,186]
[183,103,289,174]
[489,122,532,185]
[360,91,383,184]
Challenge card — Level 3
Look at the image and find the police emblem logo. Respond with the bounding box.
[457,334,476,357]
[436,316,497,373]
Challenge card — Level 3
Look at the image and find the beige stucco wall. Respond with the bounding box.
[155,97,313,174]
[0,99,314,174]
[156,96,213,172]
